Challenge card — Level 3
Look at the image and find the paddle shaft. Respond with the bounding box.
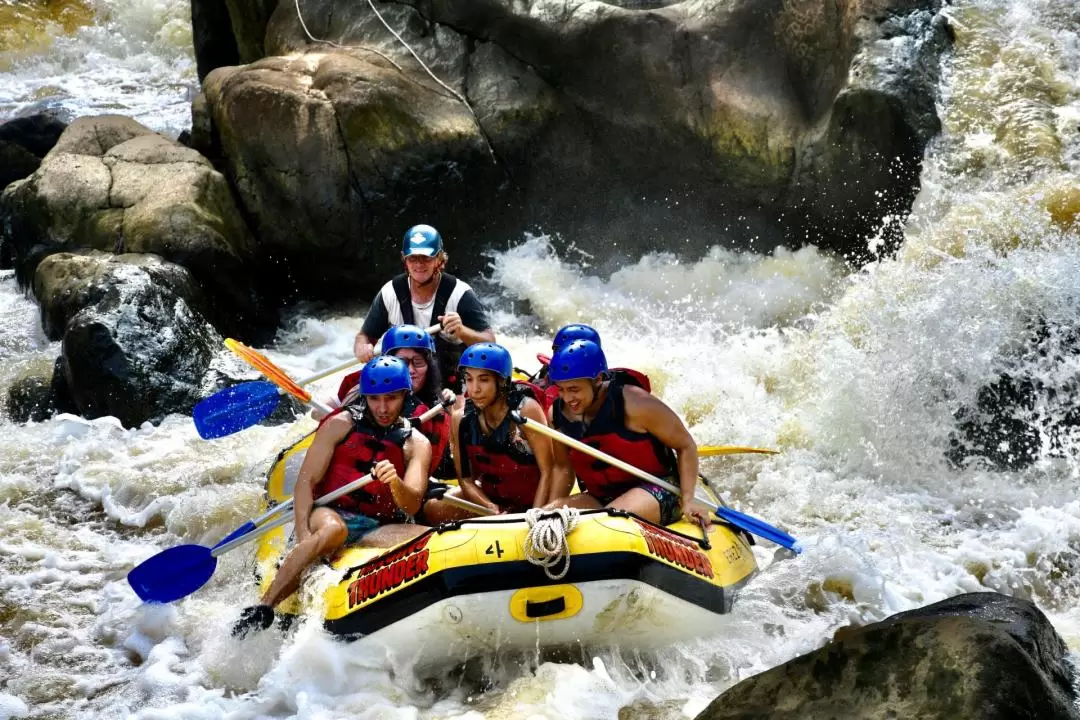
[511,413,704,507]
[212,466,494,558]
[698,445,778,457]
[211,473,376,557]
[240,401,452,532]
[513,413,802,551]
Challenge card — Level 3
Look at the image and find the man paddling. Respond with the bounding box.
[233,355,431,637]
[354,224,495,390]
[544,340,711,527]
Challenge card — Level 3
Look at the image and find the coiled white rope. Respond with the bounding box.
[292,0,495,160]
[524,507,580,580]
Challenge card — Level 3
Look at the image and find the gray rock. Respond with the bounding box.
[194,0,951,289]
[44,252,222,427]
[0,115,265,338]
[695,592,1079,720]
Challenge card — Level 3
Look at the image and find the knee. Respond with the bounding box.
[318,521,348,553]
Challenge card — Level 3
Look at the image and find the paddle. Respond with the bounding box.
[194,324,441,439]
[128,471,375,603]
[193,361,349,439]
[210,402,453,548]
[510,412,801,552]
[698,445,779,457]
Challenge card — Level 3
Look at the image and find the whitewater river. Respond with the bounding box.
[1,0,1079,717]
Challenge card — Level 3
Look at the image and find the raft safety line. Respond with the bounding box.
[292,0,495,160]
[524,507,580,580]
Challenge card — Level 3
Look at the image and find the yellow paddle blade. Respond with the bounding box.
[698,445,779,457]
[224,338,311,403]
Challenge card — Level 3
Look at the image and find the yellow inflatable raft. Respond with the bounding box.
[255,433,759,664]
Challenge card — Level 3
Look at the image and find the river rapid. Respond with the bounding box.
[1,0,1079,717]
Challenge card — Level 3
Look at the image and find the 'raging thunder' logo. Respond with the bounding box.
[633,519,715,579]
[347,533,433,608]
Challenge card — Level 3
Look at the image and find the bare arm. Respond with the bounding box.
[545,402,576,502]
[382,429,431,517]
[353,332,377,362]
[624,387,700,510]
[520,398,555,508]
[292,413,352,542]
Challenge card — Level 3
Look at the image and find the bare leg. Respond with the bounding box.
[607,487,662,524]
[544,493,603,511]
[261,508,347,608]
[357,523,428,549]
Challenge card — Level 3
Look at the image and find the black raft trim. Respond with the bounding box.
[325,550,756,639]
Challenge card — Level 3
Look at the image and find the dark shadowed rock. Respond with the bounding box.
[948,313,1080,470]
[695,592,1079,720]
[0,113,68,191]
[34,252,219,427]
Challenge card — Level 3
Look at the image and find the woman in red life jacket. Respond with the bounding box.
[330,325,455,477]
[423,343,555,522]
[544,340,711,527]
[233,355,432,637]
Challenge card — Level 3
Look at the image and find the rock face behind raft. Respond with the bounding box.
[696,592,1080,720]
[34,251,223,427]
[0,115,264,338]
[196,0,949,292]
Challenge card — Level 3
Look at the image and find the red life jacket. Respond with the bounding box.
[459,384,544,510]
[403,394,450,473]
[551,374,675,503]
[314,405,411,521]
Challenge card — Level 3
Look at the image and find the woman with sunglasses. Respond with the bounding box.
[343,325,454,478]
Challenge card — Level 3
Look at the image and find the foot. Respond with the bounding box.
[231,604,275,639]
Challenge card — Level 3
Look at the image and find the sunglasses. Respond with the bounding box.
[397,355,429,369]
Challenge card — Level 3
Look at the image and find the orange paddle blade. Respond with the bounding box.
[224,338,311,403]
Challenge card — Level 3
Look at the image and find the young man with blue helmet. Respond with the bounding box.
[233,355,431,636]
[545,340,711,528]
[353,224,495,389]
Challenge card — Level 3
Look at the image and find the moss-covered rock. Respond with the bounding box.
[695,593,1079,720]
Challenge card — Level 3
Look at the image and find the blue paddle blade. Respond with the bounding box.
[715,506,802,553]
[193,382,281,439]
[126,544,219,603]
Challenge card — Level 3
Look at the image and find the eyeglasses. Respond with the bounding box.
[397,355,429,369]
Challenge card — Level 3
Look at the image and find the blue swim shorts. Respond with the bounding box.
[336,510,382,545]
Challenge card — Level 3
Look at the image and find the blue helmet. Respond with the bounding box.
[552,323,601,352]
[381,324,435,353]
[459,342,513,378]
[360,355,412,395]
[548,340,607,382]
[402,224,443,257]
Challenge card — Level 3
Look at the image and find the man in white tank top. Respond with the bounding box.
[353,224,495,389]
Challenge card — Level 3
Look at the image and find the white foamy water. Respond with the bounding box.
[1,0,1079,716]
[0,0,195,132]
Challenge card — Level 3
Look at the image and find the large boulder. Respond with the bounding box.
[0,115,267,338]
[197,0,949,296]
[34,251,225,427]
[203,50,501,294]
[695,592,1079,720]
